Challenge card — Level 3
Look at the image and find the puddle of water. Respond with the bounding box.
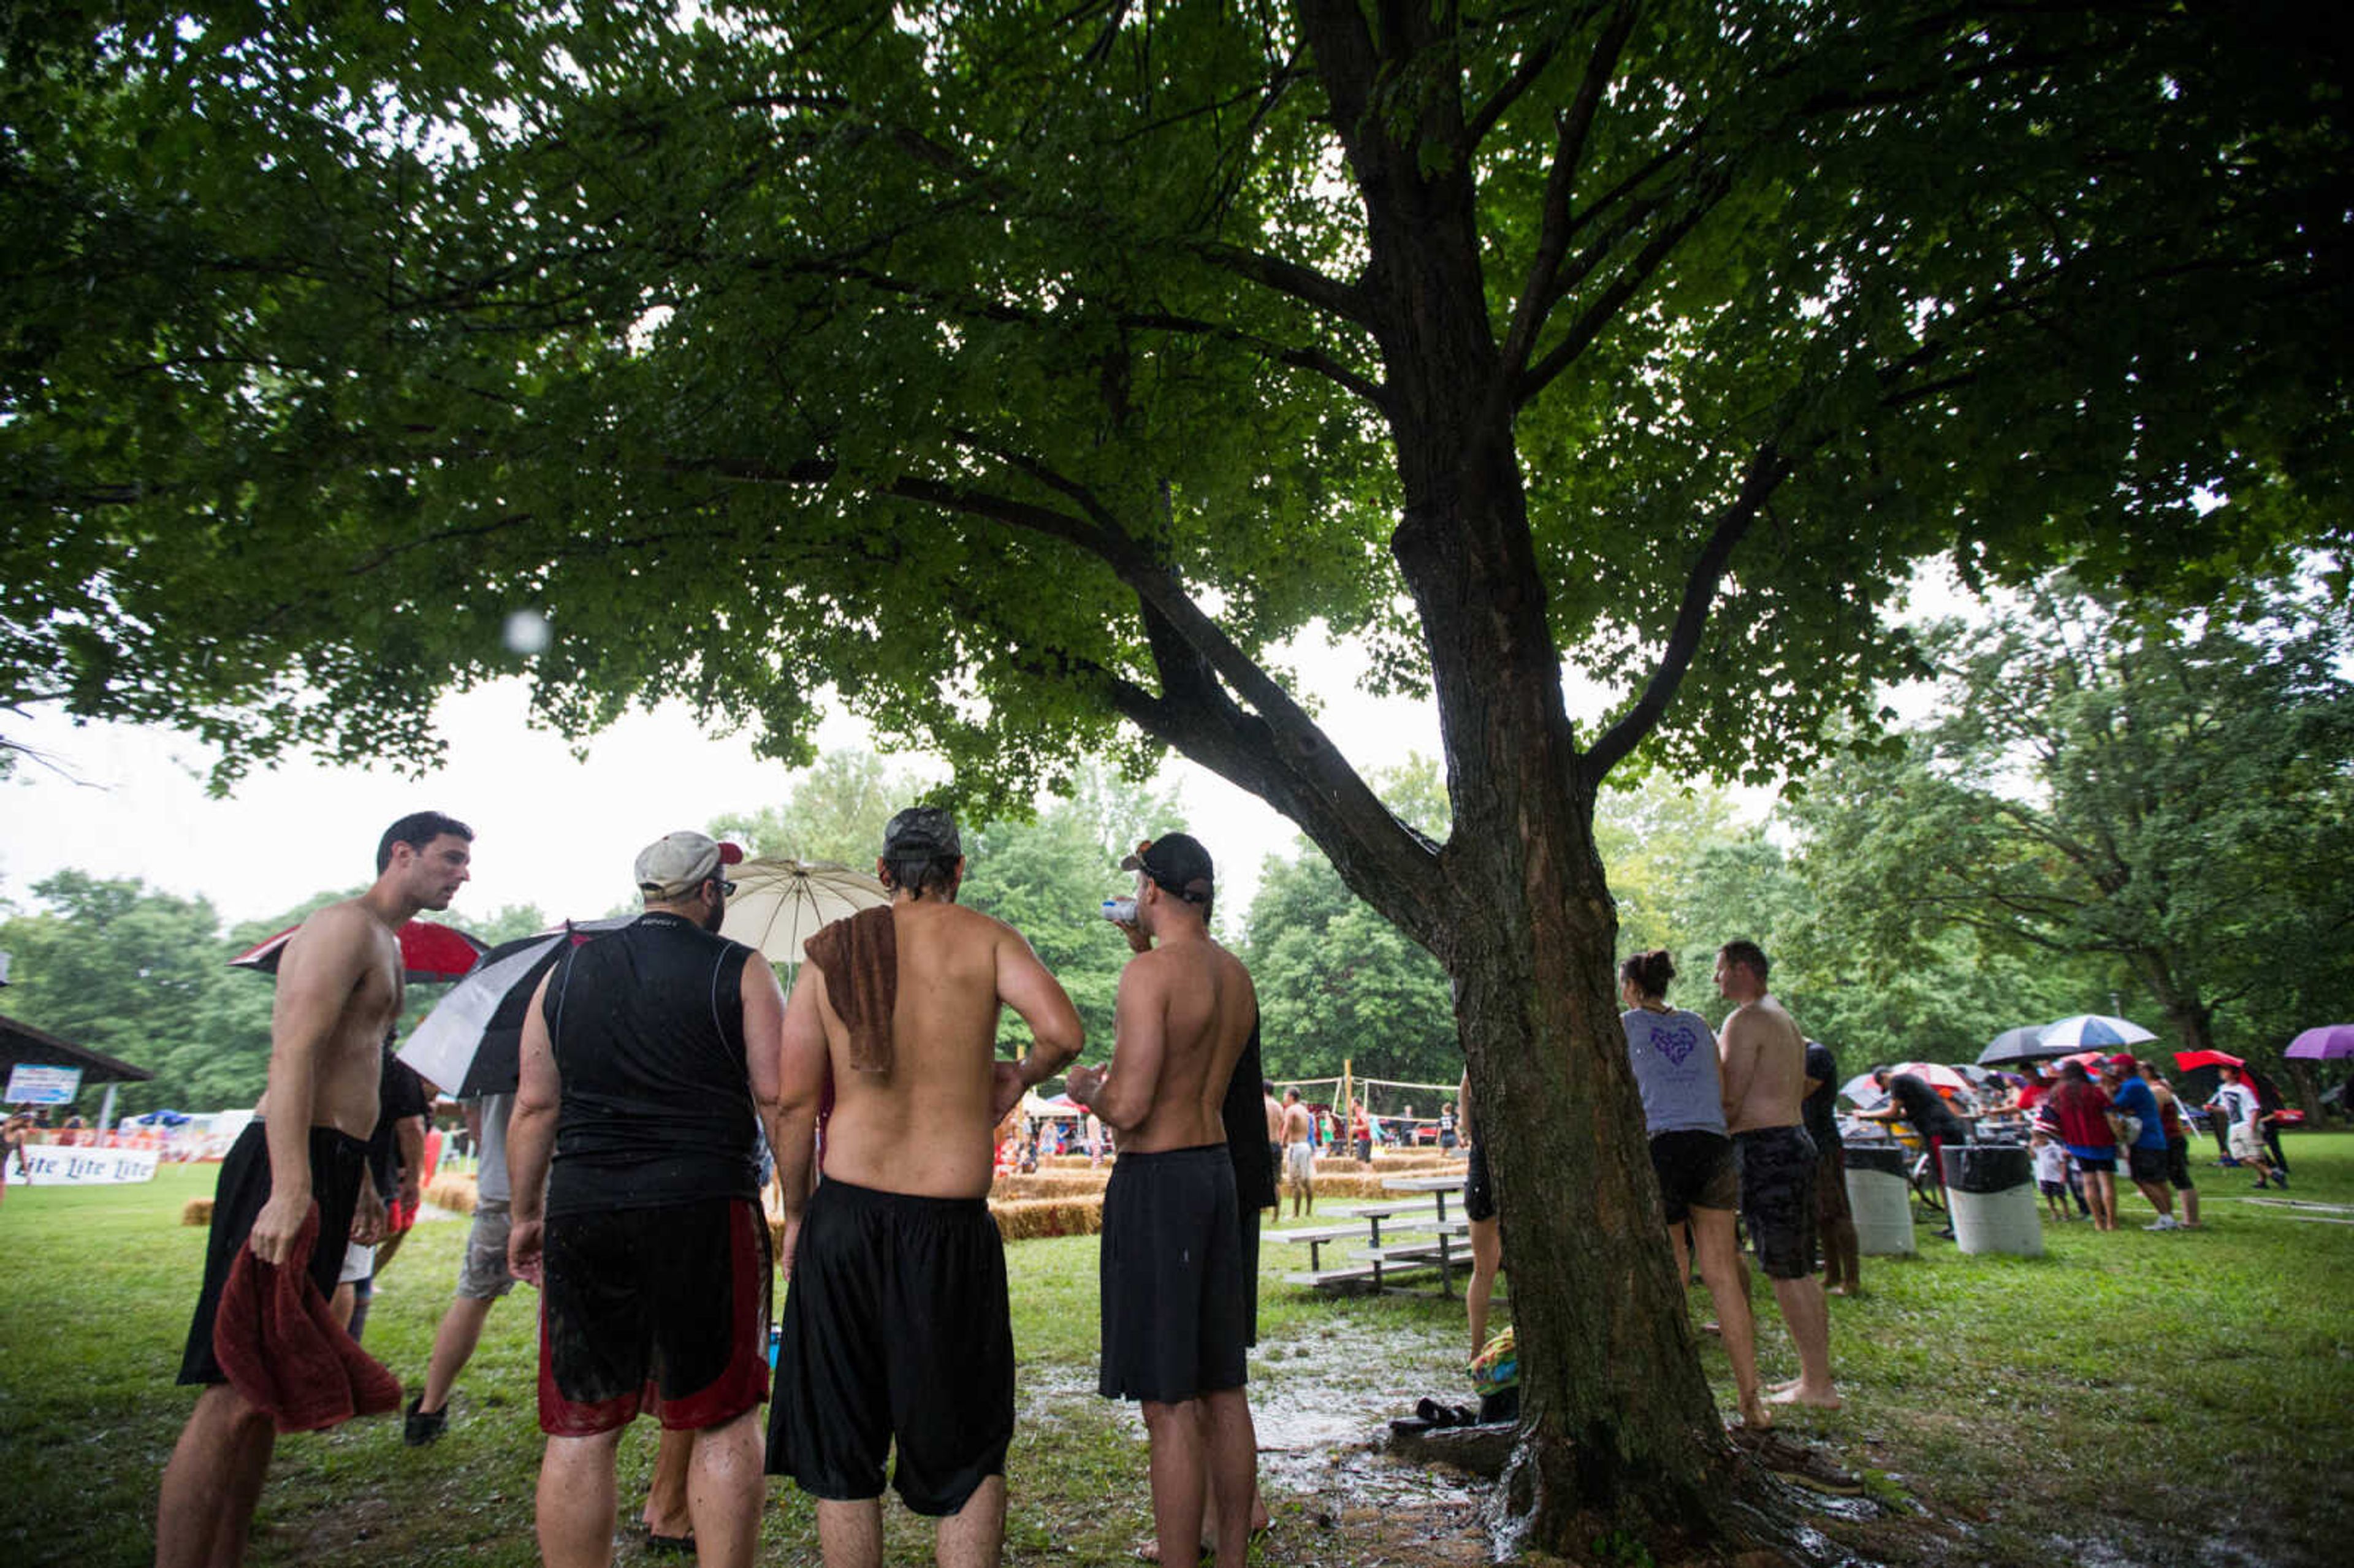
[1248,1315,1482,1507]
[1019,1310,1487,1517]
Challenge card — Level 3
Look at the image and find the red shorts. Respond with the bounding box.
[536,1197,771,1436]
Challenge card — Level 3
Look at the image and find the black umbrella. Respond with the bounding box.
[394,918,631,1095]
[1977,1026,2064,1065]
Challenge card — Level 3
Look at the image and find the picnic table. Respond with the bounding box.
[1380,1171,1466,1222]
[1277,1176,1471,1292]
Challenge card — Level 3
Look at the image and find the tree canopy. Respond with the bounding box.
[7,1,2347,1548]
[6,2,2342,805]
[1790,582,2354,1059]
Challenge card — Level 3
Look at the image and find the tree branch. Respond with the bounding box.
[1518,172,1728,400]
[1583,441,1790,779]
[1189,240,1375,330]
[1498,1,1637,378]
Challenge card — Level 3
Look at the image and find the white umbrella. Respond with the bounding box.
[2038,1014,2157,1051]
[720,858,891,963]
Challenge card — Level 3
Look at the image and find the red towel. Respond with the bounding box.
[211,1203,404,1433]
[803,905,899,1076]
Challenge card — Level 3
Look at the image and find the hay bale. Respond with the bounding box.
[424,1172,479,1216]
[989,1196,1105,1241]
[181,1197,215,1228]
[989,1170,1111,1201]
[1301,1172,1411,1200]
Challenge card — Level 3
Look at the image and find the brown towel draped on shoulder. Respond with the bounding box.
[803,904,898,1075]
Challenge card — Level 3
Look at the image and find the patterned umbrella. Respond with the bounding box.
[394,918,632,1095]
[2038,1014,2157,1051]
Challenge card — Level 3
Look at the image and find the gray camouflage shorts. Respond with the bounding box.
[457,1198,517,1300]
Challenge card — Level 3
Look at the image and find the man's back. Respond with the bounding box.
[1721,995,1807,1133]
[816,899,1065,1198]
[1116,937,1255,1154]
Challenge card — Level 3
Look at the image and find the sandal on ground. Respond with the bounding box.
[644,1530,696,1555]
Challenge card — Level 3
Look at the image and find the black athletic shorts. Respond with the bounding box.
[1463,1141,1497,1224]
[538,1197,771,1436]
[1734,1125,1818,1281]
[1815,1135,1853,1225]
[178,1121,370,1385]
[1240,1206,1261,1348]
[2163,1135,2196,1190]
[2126,1143,2168,1185]
[766,1178,1013,1515]
[1099,1145,1247,1404]
[1647,1128,1738,1224]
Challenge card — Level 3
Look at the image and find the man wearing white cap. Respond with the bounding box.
[505,831,787,1568]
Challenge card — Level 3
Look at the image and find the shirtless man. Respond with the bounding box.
[1066,833,1259,1568]
[156,811,473,1568]
[1714,940,1840,1411]
[1278,1089,1317,1217]
[765,807,1083,1568]
[1260,1080,1284,1218]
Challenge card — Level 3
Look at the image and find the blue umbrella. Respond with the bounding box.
[1978,1025,2059,1065]
[2039,1014,2157,1050]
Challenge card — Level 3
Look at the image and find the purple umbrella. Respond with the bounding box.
[2285,1025,2354,1061]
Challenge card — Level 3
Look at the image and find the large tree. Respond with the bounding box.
[1789,584,2354,1063]
[6,2,2346,1548]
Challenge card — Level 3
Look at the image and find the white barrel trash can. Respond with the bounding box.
[1843,1143,1915,1255]
[1942,1143,2043,1257]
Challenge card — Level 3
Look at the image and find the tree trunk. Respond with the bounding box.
[1287,6,1797,1546]
[1378,378,1770,1553]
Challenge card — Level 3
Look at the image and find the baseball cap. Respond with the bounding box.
[634,831,745,901]
[882,805,961,859]
[2103,1052,2138,1073]
[1121,833,1214,905]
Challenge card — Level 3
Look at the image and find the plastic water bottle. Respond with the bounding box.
[1100,896,1138,925]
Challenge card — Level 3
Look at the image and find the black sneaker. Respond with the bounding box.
[404,1396,448,1447]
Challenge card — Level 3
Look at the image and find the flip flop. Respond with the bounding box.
[645,1531,696,1555]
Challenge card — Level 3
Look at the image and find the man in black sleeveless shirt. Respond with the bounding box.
[507,831,787,1568]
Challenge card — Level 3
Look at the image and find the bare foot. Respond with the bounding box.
[1767,1382,1844,1410]
[1733,1399,1773,1431]
[1828,1284,1859,1298]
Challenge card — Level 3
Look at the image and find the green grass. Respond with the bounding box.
[3,1141,2349,1566]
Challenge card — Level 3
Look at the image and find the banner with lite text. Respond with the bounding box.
[13,1143,160,1186]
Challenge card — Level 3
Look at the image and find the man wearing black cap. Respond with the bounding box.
[505,830,785,1568]
[1066,834,1262,1568]
[765,806,1083,1568]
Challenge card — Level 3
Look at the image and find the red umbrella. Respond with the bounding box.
[2173,1049,2244,1071]
[230,919,486,983]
